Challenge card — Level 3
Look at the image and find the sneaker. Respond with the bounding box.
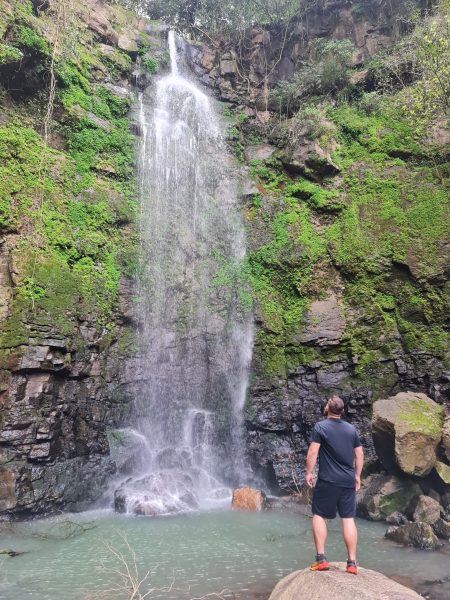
[310,560,330,571]
[346,560,358,575]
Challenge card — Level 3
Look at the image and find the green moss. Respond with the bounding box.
[11,23,49,55]
[0,42,23,65]
[397,397,444,438]
[141,56,158,74]
[378,485,421,518]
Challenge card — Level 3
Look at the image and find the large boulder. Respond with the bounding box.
[372,392,444,477]
[232,487,266,511]
[357,474,420,521]
[269,563,422,600]
[385,522,440,550]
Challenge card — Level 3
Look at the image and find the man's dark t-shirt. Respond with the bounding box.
[310,418,362,488]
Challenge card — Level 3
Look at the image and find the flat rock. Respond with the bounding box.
[244,144,276,162]
[372,392,444,477]
[269,563,421,599]
[296,293,345,347]
[232,487,266,511]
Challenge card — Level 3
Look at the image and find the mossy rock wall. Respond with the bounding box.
[0,0,165,517]
[189,0,450,492]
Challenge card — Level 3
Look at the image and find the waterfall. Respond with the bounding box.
[114,32,253,516]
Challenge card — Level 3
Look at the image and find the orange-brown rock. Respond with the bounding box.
[232,487,266,511]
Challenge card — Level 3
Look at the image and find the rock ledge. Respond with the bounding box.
[269,563,421,600]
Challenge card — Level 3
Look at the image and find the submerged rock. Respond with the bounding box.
[385,522,440,550]
[269,563,422,599]
[232,487,266,511]
[372,392,444,477]
[114,471,201,517]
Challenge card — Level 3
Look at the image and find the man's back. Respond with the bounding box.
[311,419,361,487]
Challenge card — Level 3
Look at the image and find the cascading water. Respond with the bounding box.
[113,32,253,516]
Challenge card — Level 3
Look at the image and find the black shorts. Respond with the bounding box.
[312,479,356,519]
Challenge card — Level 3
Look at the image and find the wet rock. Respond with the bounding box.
[295,293,345,347]
[357,474,420,521]
[269,563,422,600]
[232,487,266,511]
[280,128,340,178]
[410,495,441,525]
[433,518,450,540]
[385,522,440,550]
[372,392,444,477]
[244,144,276,162]
[386,511,408,525]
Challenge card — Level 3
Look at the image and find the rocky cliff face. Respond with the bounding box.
[0,0,166,518]
[185,0,449,493]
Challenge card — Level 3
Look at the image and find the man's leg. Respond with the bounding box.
[341,517,357,561]
[312,514,328,555]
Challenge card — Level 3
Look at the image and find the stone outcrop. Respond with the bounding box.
[269,564,422,600]
[372,392,444,477]
[232,487,266,511]
[385,522,440,550]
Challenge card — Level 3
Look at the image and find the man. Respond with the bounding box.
[306,395,364,575]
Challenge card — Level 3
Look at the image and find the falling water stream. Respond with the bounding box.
[113,32,253,516]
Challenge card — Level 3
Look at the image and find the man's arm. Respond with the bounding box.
[354,446,364,491]
[306,442,320,488]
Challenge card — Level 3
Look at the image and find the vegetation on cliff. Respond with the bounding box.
[0,0,153,349]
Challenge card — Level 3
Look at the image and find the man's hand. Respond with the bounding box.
[355,475,361,491]
[306,472,315,488]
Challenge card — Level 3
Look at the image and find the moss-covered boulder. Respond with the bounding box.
[357,473,421,521]
[372,392,444,477]
[410,495,441,525]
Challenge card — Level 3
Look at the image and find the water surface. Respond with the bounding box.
[1,509,449,599]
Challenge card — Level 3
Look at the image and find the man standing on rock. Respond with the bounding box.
[306,395,364,575]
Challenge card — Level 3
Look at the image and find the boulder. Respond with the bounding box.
[232,487,266,511]
[268,563,422,600]
[410,495,441,525]
[433,518,450,540]
[357,474,420,521]
[372,392,444,477]
[442,416,450,462]
[244,144,276,162]
[385,522,440,550]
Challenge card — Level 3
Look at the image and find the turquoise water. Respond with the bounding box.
[0,509,449,599]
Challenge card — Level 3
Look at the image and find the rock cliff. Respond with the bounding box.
[0,0,166,517]
[185,0,450,495]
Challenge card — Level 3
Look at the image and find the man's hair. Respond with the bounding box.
[328,395,345,416]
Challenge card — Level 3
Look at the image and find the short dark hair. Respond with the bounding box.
[328,395,345,416]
